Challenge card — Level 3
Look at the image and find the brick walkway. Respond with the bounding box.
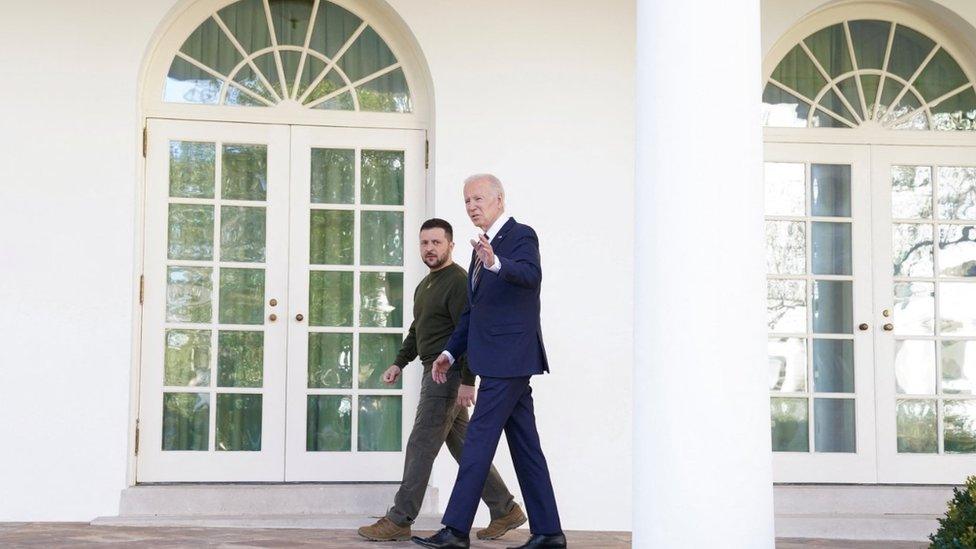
[0,523,630,548]
[776,539,925,549]
[0,523,929,548]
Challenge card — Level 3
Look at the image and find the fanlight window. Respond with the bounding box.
[764,20,976,130]
[165,0,411,112]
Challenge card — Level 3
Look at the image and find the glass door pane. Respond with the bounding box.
[765,143,877,482]
[285,126,424,480]
[138,120,289,482]
[875,146,976,483]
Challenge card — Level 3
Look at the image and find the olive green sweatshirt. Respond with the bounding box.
[393,263,475,385]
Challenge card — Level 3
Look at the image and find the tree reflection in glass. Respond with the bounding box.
[162,392,210,451]
[945,400,976,453]
[767,280,806,333]
[166,267,213,323]
[307,395,352,451]
[771,397,809,452]
[360,272,403,328]
[765,221,805,275]
[308,333,353,389]
[165,329,211,387]
[896,399,937,453]
[768,337,806,392]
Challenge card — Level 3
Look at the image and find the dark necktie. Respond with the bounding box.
[472,233,488,288]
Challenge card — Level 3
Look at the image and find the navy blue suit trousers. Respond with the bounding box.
[441,376,561,535]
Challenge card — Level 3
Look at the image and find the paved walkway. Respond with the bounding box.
[0,524,628,548]
[0,523,929,548]
[777,539,925,549]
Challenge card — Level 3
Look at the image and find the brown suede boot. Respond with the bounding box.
[476,503,527,540]
[357,517,411,541]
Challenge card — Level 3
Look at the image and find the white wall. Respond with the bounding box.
[387,0,635,531]
[0,1,176,521]
[4,0,973,531]
[0,0,635,530]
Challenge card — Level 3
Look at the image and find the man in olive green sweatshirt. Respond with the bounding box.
[358,218,525,542]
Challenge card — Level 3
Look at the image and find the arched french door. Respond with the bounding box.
[763,4,976,484]
[135,0,431,482]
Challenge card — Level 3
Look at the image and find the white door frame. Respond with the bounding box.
[129,0,436,485]
[872,144,976,483]
[766,136,976,484]
[765,142,878,482]
[137,120,426,482]
[138,119,291,481]
[285,125,425,481]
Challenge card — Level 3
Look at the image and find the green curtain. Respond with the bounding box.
[167,0,409,110]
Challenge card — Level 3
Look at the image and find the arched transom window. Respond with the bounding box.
[164,0,412,112]
[763,20,976,130]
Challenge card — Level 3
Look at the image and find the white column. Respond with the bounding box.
[634,1,774,547]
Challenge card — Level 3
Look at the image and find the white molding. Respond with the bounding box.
[128,0,435,486]
[762,1,976,85]
[762,0,976,133]
[138,120,292,482]
[765,143,878,483]
[871,145,976,484]
[139,0,433,127]
[126,123,149,487]
[764,126,976,146]
[285,125,425,481]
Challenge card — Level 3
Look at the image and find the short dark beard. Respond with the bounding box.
[425,253,451,270]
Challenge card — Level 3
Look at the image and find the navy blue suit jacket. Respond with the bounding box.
[444,217,550,378]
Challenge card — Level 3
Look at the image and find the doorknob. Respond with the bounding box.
[883,323,894,331]
[296,313,304,322]
[858,323,869,331]
[268,313,278,322]
[269,298,278,307]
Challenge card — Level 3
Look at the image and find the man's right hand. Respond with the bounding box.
[432,352,451,384]
[382,365,402,385]
[456,384,476,408]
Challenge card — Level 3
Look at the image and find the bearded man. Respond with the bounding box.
[358,217,525,542]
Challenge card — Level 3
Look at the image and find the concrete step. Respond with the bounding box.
[107,483,438,518]
[91,512,446,531]
[774,485,953,542]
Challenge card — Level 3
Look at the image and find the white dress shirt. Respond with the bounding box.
[478,214,510,275]
[441,214,511,366]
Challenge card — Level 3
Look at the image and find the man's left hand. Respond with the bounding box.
[471,233,495,268]
[456,384,476,408]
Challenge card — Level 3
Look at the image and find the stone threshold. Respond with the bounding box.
[91,513,446,530]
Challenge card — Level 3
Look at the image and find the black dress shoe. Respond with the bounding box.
[411,527,470,548]
[507,533,568,549]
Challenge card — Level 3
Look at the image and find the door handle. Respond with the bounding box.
[858,323,869,331]
[296,313,304,322]
[883,323,894,331]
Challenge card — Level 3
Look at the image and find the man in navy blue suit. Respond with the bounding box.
[412,174,564,549]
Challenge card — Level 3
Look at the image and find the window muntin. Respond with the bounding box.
[165,0,412,113]
[764,20,976,130]
[766,162,858,453]
[163,139,272,452]
[891,165,976,454]
[305,145,407,453]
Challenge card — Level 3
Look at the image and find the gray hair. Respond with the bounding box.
[463,173,505,199]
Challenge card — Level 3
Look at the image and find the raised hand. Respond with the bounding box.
[470,233,495,268]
